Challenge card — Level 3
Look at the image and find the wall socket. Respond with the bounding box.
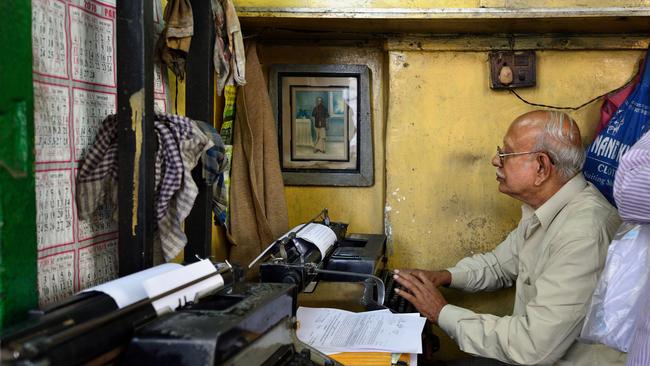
[489,51,536,89]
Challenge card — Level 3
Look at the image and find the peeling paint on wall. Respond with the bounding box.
[129,89,145,236]
[384,203,393,256]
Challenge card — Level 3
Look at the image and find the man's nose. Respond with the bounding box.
[491,153,501,167]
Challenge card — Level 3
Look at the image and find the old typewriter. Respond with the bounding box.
[251,209,388,309]
[1,260,340,366]
[123,281,338,366]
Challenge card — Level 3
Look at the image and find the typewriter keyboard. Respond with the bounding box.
[381,270,417,314]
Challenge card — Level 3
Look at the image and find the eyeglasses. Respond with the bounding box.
[496,146,554,166]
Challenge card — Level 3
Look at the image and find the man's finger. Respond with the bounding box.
[414,271,435,286]
[395,287,417,304]
[396,287,431,318]
[393,273,418,293]
[395,272,427,294]
[394,268,419,276]
[393,275,420,299]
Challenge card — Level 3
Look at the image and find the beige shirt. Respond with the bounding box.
[439,175,625,365]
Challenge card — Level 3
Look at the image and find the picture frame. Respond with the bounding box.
[269,64,373,186]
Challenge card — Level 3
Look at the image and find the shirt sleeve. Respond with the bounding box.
[614,131,650,222]
[446,226,520,292]
[438,232,608,365]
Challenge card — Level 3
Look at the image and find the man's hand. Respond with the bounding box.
[393,271,449,324]
[393,269,452,288]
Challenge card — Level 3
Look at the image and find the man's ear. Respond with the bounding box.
[534,153,552,185]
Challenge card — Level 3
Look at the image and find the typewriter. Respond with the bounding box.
[1,260,339,366]
[124,282,339,366]
[380,269,417,313]
[252,209,388,308]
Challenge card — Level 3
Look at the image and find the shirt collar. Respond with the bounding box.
[523,174,588,230]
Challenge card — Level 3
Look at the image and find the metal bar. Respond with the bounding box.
[116,0,155,275]
[184,0,216,263]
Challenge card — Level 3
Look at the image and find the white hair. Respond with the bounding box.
[531,111,585,181]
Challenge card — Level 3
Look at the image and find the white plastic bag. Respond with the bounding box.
[579,222,650,352]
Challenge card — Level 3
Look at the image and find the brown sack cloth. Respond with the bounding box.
[228,41,289,269]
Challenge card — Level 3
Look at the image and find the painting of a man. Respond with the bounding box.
[312,97,329,153]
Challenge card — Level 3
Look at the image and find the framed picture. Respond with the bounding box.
[270,64,373,186]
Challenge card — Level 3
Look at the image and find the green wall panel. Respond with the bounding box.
[0,0,37,330]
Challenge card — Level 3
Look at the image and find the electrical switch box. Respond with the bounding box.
[489,51,536,89]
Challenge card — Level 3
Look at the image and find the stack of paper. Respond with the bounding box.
[296,307,426,355]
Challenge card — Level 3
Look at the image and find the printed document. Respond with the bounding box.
[297,307,426,355]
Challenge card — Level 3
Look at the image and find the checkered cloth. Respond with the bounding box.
[76,113,189,223]
[193,120,229,226]
[76,114,119,221]
[193,120,227,186]
[156,118,212,261]
[76,113,213,262]
[155,113,191,221]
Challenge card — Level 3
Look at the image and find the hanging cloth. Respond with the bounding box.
[76,113,213,263]
[157,0,193,80]
[211,0,229,95]
[192,120,229,226]
[154,115,212,263]
[227,41,288,269]
[223,0,245,87]
[211,0,246,95]
[214,85,237,227]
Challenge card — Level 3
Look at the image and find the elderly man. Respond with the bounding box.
[395,110,625,365]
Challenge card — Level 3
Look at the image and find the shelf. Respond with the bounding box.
[237,6,650,37]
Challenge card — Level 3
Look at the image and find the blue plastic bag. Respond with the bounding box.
[583,49,650,205]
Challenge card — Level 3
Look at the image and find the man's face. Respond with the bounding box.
[491,124,541,203]
[316,98,323,105]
